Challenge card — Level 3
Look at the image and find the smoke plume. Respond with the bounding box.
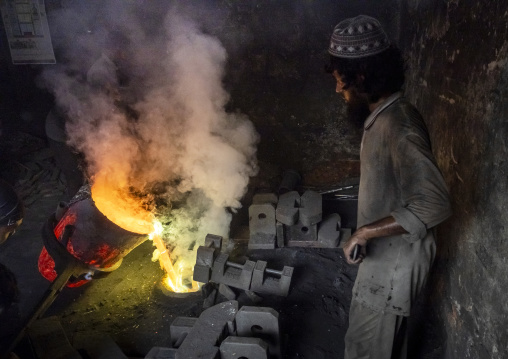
[39,1,259,267]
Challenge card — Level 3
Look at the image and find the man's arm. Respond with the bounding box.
[342,216,408,265]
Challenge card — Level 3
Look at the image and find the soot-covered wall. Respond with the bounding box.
[400,1,508,358]
[1,0,401,188]
[217,0,400,185]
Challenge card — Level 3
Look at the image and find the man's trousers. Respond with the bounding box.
[344,300,408,359]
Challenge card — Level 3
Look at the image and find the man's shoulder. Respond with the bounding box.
[380,98,428,133]
[383,96,420,117]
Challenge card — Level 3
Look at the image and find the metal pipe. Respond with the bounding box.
[225,261,283,276]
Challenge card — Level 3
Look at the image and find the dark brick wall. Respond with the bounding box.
[399,1,508,358]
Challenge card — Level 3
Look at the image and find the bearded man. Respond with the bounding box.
[327,15,452,359]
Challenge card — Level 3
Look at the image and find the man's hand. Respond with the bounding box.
[343,227,369,264]
[342,216,408,265]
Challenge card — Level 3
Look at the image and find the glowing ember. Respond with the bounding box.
[91,174,199,293]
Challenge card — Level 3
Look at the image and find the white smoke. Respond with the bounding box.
[39,1,259,265]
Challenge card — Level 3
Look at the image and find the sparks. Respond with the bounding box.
[150,220,199,293]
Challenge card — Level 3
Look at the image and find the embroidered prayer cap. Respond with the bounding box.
[328,15,390,59]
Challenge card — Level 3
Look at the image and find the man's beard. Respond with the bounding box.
[346,91,370,128]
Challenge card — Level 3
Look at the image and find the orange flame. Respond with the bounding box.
[91,172,199,293]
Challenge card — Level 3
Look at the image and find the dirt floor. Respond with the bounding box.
[0,130,360,359]
[0,130,445,359]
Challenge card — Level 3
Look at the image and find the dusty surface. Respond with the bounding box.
[0,131,358,358]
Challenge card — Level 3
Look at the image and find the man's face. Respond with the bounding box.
[0,219,22,246]
[333,70,370,128]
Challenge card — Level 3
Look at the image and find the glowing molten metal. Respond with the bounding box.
[91,175,199,293]
[91,175,154,235]
[150,222,200,293]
